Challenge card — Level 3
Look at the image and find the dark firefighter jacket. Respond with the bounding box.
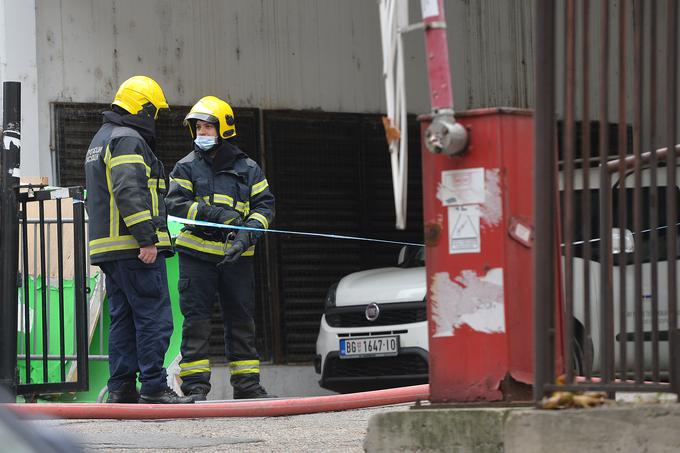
[84,110,172,264]
[166,141,275,263]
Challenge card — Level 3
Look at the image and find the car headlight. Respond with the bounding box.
[325,282,338,309]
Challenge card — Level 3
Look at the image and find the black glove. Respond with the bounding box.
[218,230,252,266]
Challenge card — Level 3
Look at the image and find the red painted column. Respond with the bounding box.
[422,109,536,402]
[421,0,454,111]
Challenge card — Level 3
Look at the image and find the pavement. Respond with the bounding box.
[28,403,411,453]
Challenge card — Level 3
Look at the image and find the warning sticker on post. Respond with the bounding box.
[449,206,481,254]
[438,168,485,206]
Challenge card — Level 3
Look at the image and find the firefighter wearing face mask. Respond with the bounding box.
[166,96,276,400]
[84,75,192,404]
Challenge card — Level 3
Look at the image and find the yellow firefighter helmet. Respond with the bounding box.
[112,75,169,119]
[184,96,236,139]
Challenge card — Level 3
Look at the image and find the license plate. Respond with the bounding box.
[339,335,399,359]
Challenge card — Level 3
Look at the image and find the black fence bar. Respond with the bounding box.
[666,0,679,393]
[56,199,66,382]
[72,188,89,392]
[534,0,680,404]
[648,0,660,383]
[632,0,645,384]
[617,0,629,383]
[581,0,593,380]
[543,383,671,393]
[563,0,577,385]
[598,0,615,390]
[38,200,49,383]
[0,81,21,401]
[21,201,31,385]
[533,0,557,406]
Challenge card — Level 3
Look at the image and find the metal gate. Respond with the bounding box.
[534,0,680,402]
[16,185,89,398]
[1,82,90,399]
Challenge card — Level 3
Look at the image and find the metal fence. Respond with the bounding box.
[534,0,680,402]
[15,186,89,397]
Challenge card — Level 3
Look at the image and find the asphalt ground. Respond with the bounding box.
[27,403,411,452]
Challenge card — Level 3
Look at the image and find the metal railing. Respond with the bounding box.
[534,0,679,403]
[15,186,89,396]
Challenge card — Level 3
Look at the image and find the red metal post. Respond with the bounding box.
[420,1,545,402]
[422,109,535,402]
[421,0,454,111]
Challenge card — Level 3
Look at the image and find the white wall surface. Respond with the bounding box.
[26,0,535,179]
[0,0,42,177]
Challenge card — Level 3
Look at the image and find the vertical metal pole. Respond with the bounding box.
[38,200,48,383]
[563,0,576,383]
[421,0,454,111]
[648,0,660,383]
[598,0,615,389]
[665,0,678,396]
[57,202,66,382]
[21,203,31,385]
[0,81,21,401]
[617,0,629,383]
[581,0,593,380]
[534,0,556,405]
[73,189,89,390]
[632,0,644,384]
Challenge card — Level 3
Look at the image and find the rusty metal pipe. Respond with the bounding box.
[563,0,577,384]
[617,0,629,383]
[533,0,557,405]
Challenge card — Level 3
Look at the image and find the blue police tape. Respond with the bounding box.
[167,215,424,247]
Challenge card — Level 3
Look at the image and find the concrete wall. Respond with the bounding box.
[4,0,536,180]
[0,0,41,176]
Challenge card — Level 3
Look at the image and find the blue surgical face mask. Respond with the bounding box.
[194,135,218,151]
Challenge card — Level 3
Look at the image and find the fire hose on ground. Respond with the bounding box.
[2,384,429,419]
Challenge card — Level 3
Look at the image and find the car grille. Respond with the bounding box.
[325,353,428,378]
[325,301,426,327]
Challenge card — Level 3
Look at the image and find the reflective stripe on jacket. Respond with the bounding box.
[85,113,172,264]
[166,142,275,263]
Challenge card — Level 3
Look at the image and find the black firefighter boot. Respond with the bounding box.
[106,382,139,403]
[139,387,194,404]
[232,374,278,399]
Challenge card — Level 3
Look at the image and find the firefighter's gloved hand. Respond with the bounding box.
[222,240,246,264]
[219,230,252,266]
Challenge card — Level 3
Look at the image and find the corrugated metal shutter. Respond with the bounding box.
[264,111,423,363]
[52,102,270,362]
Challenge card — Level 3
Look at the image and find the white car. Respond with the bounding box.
[568,166,677,376]
[315,246,428,393]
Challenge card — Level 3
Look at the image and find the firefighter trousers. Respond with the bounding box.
[177,253,261,395]
[99,257,173,395]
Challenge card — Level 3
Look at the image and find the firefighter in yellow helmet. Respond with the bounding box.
[166,96,276,400]
[85,75,192,404]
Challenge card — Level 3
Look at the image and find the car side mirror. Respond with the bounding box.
[397,246,407,266]
[612,228,635,254]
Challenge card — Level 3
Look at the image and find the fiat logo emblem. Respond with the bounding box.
[365,303,380,321]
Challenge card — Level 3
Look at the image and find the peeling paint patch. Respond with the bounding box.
[431,268,505,337]
[436,168,502,228]
[480,168,502,227]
